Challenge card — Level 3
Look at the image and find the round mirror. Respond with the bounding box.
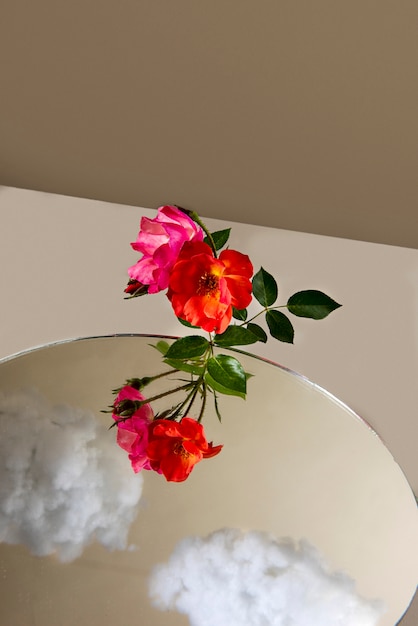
[0,335,416,625]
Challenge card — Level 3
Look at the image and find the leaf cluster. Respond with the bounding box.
[151,336,247,422]
[222,268,342,346]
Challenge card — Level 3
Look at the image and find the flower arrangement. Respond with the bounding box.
[107,206,341,482]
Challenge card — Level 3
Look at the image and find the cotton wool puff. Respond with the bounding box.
[149,528,385,626]
[0,388,143,562]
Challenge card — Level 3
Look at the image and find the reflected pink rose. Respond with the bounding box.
[112,385,154,472]
[128,205,204,294]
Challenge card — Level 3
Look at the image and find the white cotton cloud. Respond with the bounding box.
[149,528,385,626]
[0,388,143,562]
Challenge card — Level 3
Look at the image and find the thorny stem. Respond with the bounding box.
[148,369,181,382]
[167,381,201,421]
[114,335,220,426]
[181,341,212,418]
[238,304,288,326]
[113,383,195,425]
[183,383,201,417]
[165,339,212,420]
[213,390,222,423]
[138,382,195,407]
[112,381,195,426]
[175,206,218,258]
[197,383,207,422]
[116,368,180,392]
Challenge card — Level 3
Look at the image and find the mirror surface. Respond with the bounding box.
[0,335,416,626]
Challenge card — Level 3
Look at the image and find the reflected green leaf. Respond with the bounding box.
[165,336,209,359]
[163,359,205,376]
[206,355,246,399]
[152,341,170,356]
[205,372,246,400]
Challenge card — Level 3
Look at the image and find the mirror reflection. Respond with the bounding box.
[0,336,416,625]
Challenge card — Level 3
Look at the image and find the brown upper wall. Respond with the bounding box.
[1,1,417,248]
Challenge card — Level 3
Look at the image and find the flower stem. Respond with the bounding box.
[238,308,266,325]
[239,304,288,326]
[176,206,218,257]
[197,383,207,422]
[138,383,194,407]
[183,383,201,416]
[167,381,201,421]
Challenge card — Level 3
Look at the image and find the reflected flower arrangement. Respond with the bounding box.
[112,384,222,482]
[108,205,341,481]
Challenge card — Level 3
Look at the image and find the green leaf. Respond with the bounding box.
[204,228,231,250]
[163,358,204,376]
[266,310,294,343]
[205,372,246,400]
[152,340,170,356]
[214,325,260,347]
[165,336,209,359]
[252,267,278,307]
[206,355,246,399]
[177,317,200,329]
[232,307,248,321]
[287,290,342,320]
[247,322,268,343]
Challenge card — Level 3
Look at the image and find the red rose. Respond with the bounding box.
[167,241,253,334]
[146,417,223,482]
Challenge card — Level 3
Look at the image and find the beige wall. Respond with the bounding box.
[1,1,417,248]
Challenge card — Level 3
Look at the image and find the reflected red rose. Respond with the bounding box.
[147,417,223,482]
[167,241,253,334]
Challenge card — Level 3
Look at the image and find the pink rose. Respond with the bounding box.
[128,205,204,294]
[112,385,154,473]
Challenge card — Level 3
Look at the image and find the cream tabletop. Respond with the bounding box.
[1,185,417,623]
